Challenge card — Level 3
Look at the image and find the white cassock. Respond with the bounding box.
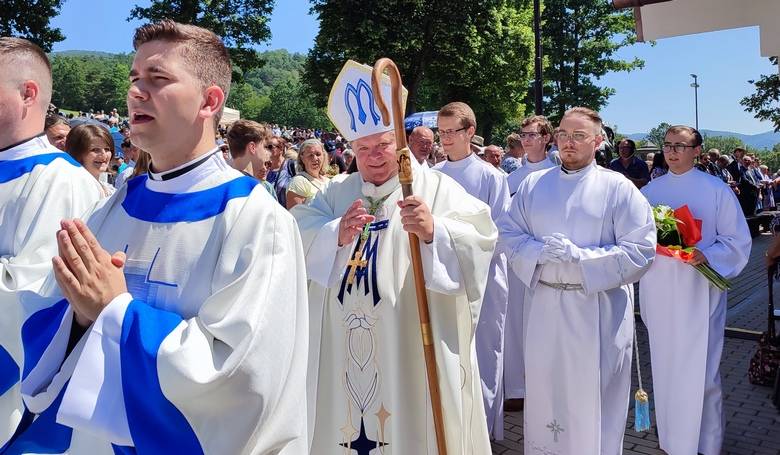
[0,134,101,449]
[640,169,750,455]
[293,162,496,454]
[503,155,559,401]
[10,151,308,454]
[432,153,510,439]
[497,162,656,455]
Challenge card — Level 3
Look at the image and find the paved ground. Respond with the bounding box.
[493,233,780,454]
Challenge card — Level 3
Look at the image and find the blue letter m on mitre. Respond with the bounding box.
[344,78,381,132]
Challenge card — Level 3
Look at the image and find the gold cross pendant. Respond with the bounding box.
[346,249,368,284]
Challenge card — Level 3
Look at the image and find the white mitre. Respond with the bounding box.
[327,60,408,141]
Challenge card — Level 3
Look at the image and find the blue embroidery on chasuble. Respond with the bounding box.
[337,220,389,307]
[0,153,81,184]
[123,246,178,303]
[122,175,257,223]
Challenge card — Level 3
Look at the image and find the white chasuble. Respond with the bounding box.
[11,152,308,454]
[433,153,510,439]
[0,134,101,449]
[293,165,496,455]
[503,155,559,401]
[498,162,656,455]
[640,169,750,455]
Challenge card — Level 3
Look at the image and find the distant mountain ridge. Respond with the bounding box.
[626,129,780,150]
[51,50,124,58]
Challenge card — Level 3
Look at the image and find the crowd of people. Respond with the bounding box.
[0,20,764,455]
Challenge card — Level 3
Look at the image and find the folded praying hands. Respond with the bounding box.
[539,233,582,264]
[52,219,128,327]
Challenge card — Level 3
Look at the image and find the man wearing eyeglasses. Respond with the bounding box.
[498,107,656,454]
[640,125,750,455]
[502,115,559,415]
[609,139,651,189]
[433,101,511,441]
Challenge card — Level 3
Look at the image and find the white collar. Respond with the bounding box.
[144,148,243,194]
[0,134,59,161]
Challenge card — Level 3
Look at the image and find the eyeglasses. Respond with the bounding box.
[518,132,542,140]
[438,127,467,137]
[554,131,591,143]
[662,143,696,153]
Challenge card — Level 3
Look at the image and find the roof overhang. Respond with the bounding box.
[613,0,780,58]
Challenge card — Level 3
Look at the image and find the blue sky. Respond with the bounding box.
[50,0,776,135]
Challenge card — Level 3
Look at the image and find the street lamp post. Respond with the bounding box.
[690,73,699,130]
[534,0,543,115]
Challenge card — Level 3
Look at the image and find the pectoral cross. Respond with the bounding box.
[345,194,390,285]
[346,248,368,284]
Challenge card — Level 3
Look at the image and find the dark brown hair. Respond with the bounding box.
[438,102,477,130]
[226,120,272,159]
[65,124,115,163]
[665,125,703,148]
[133,20,232,123]
[520,115,554,146]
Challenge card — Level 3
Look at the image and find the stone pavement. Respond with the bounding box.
[493,233,780,454]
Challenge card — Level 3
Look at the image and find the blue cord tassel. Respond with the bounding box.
[634,389,651,432]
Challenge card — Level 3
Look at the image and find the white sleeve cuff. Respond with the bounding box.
[58,292,133,446]
[420,218,464,294]
[509,240,543,288]
[306,217,354,287]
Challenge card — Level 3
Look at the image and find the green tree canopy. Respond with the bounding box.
[305,0,534,142]
[701,135,749,155]
[542,0,644,123]
[645,122,672,149]
[50,53,133,115]
[1,0,65,51]
[741,57,780,132]
[129,0,275,78]
[259,78,331,129]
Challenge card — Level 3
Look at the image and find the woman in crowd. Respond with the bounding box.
[130,149,152,180]
[650,151,668,179]
[286,138,330,209]
[45,115,70,151]
[65,124,115,197]
[759,164,776,210]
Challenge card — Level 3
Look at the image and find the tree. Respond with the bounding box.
[91,62,131,115]
[542,0,644,123]
[645,122,672,149]
[51,55,88,111]
[129,0,275,77]
[260,78,332,129]
[1,0,65,51]
[741,57,780,132]
[305,0,534,141]
[227,82,270,121]
[701,135,747,155]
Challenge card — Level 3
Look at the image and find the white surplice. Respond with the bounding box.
[11,151,308,454]
[293,161,496,454]
[640,168,751,455]
[503,155,559,400]
[0,134,101,448]
[498,162,656,455]
[433,153,511,439]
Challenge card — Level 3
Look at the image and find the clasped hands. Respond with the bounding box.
[338,196,434,247]
[52,219,128,327]
[538,233,581,264]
